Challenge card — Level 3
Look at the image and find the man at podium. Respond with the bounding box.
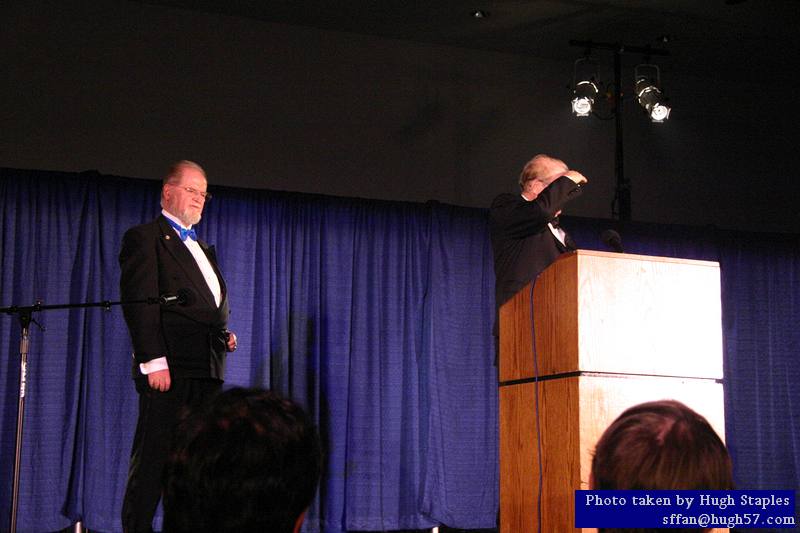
[489,154,587,337]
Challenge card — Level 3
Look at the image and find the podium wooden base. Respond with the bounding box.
[499,373,725,533]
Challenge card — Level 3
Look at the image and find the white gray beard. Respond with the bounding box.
[181,210,201,226]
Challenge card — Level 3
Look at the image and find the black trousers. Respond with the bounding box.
[121,377,221,533]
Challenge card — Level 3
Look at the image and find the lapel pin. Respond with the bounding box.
[165,234,171,240]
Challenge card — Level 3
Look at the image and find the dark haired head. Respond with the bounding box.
[163,387,322,533]
[591,400,733,533]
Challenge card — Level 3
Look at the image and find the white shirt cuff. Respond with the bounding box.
[139,356,169,375]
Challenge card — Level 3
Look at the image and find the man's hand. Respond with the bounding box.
[147,369,171,392]
[563,170,588,185]
[226,331,238,352]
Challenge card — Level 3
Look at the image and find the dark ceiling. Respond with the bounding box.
[139,0,799,83]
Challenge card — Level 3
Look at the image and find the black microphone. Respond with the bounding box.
[601,229,624,253]
[158,288,197,306]
[158,293,180,306]
[176,287,197,306]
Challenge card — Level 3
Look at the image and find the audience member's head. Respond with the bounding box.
[591,400,733,532]
[163,387,322,533]
[592,399,733,491]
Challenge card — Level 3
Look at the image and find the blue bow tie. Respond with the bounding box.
[179,227,197,241]
[165,218,197,241]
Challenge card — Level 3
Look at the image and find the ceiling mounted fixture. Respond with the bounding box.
[571,57,599,117]
[635,64,671,123]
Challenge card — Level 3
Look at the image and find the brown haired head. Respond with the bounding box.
[591,401,733,532]
[591,400,733,492]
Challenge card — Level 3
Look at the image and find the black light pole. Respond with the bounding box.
[568,40,668,222]
[613,45,630,221]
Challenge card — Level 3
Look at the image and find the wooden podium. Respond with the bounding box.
[498,250,725,532]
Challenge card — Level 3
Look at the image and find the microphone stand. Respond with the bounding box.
[0,296,163,533]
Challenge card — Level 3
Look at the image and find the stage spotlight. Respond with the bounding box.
[572,57,599,117]
[572,80,598,117]
[636,79,671,122]
[634,64,671,122]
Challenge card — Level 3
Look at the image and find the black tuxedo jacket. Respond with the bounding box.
[119,215,230,380]
[489,176,582,313]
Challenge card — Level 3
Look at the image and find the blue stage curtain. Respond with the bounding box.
[1,169,798,532]
[716,230,800,509]
[0,170,497,532]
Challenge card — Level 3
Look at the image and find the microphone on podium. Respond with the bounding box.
[601,229,624,253]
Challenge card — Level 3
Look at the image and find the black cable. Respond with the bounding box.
[528,279,544,533]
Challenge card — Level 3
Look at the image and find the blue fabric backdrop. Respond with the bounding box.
[0,169,798,532]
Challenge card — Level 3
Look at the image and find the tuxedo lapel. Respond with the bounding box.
[199,242,227,305]
[156,216,218,308]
